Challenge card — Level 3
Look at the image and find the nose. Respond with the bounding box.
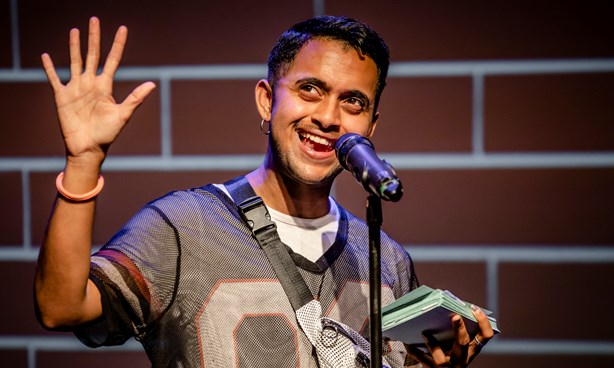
[311,97,340,131]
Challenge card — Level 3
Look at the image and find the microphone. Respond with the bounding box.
[335,133,403,202]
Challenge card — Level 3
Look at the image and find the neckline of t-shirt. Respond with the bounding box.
[213,183,339,228]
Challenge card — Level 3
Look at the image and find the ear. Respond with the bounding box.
[366,111,379,138]
[255,79,273,121]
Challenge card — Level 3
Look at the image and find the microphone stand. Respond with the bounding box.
[334,133,403,366]
[367,193,383,368]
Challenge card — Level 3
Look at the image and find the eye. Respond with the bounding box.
[298,84,322,100]
[344,97,367,113]
[347,97,365,107]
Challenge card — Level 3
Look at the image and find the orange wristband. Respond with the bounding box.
[56,171,105,201]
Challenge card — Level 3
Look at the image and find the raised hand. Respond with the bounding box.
[41,16,155,167]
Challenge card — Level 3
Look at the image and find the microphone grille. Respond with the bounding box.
[334,133,374,170]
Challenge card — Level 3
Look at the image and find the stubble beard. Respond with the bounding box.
[268,129,343,188]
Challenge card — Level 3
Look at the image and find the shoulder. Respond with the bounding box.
[145,184,233,214]
[116,184,237,233]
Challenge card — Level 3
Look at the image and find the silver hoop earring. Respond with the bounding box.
[260,119,270,135]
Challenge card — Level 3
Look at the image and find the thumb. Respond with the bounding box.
[119,81,156,121]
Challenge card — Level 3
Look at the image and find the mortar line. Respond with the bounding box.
[10,0,21,69]
[22,170,32,250]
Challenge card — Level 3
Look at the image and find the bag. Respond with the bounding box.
[225,176,409,368]
[297,299,392,368]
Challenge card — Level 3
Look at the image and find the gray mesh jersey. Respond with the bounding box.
[76,183,419,367]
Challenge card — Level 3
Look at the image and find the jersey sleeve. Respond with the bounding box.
[380,231,419,299]
[75,192,184,347]
[379,232,421,367]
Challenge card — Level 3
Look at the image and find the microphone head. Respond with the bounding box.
[334,133,374,171]
[334,133,403,202]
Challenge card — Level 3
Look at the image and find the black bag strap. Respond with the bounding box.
[224,176,314,311]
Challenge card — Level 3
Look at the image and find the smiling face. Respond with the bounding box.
[257,38,380,188]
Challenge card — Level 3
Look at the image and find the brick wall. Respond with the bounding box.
[1,0,613,367]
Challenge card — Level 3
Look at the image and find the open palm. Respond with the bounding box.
[42,17,155,163]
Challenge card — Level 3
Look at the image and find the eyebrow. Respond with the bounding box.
[295,77,330,92]
[295,77,372,110]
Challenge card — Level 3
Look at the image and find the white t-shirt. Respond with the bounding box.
[215,184,340,262]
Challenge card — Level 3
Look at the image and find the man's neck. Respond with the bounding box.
[245,165,333,219]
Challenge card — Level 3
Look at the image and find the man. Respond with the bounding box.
[35,15,493,367]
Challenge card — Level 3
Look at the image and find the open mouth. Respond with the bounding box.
[298,131,336,152]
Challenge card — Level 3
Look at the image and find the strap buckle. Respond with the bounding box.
[237,196,277,236]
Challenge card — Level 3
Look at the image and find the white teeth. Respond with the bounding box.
[302,132,333,147]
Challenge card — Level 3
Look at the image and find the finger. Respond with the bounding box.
[423,333,450,367]
[405,344,435,367]
[84,17,101,74]
[41,53,63,92]
[466,335,484,365]
[471,304,495,341]
[452,314,471,345]
[466,305,495,364]
[68,28,82,78]
[430,346,450,367]
[119,81,156,121]
[101,25,128,79]
[450,315,470,367]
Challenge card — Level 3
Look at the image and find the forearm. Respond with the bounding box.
[35,160,103,329]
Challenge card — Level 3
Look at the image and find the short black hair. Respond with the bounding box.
[267,15,390,112]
